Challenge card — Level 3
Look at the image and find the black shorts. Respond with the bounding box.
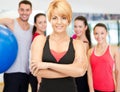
[3,72,29,92]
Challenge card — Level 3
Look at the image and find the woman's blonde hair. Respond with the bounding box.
[47,0,72,24]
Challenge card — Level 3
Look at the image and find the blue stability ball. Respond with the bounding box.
[0,25,18,73]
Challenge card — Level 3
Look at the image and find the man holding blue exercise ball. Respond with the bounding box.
[0,0,33,92]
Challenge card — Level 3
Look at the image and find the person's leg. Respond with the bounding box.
[3,73,20,92]
[29,72,38,92]
[19,73,29,92]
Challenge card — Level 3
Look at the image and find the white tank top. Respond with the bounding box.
[5,19,33,74]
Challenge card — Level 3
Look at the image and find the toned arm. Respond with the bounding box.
[46,39,88,77]
[112,46,120,92]
[87,48,95,92]
[0,18,14,31]
[30,35,68,78]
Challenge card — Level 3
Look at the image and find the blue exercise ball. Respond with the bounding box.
[0,25,18,73]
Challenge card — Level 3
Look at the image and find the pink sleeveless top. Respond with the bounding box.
[90,46,115,91]
[50,50,66,62]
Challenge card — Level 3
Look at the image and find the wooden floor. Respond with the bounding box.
[0,83,3,92]
[0,83,31,92]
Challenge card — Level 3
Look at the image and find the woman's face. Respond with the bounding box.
[50,9,69,33]
[74,20,87,37]
[94,26,107,44]
[35,15,47,32]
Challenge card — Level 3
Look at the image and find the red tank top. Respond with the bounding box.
[90,46,115,91]
[32,32,40,41]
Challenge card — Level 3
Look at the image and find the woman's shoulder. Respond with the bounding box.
[73,38,83,46]
[72,39,87,54]
[34,35,46,40]
[88,47,94,55]
[32,35,46,46]
[109,45,119,54]
[110,45,118,49]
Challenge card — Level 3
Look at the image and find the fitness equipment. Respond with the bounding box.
[0,25,18,73]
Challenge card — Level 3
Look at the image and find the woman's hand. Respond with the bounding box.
[30,61,49,76]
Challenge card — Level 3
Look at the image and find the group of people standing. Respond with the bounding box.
[0,0,120,92]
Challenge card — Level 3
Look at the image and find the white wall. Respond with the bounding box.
[0,0,120,14]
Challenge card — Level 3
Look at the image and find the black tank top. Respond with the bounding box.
[39,36,77,92]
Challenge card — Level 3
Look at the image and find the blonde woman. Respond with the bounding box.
[30,0,88,92]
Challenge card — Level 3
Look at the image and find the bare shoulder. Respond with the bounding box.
[88,47,94,56]
[72,39,85,56]
[73,39,84,48]
[109,45,120,61]
[31,35,46,48]
[110,45,119,49]
[110,45,119,53]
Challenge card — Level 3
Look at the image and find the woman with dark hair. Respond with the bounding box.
[72,16,91,50]
[32,13,46,40]
[72,15,93,92]
[88,23,120,92]
[29,13,47,92]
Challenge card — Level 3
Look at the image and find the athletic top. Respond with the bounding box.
[90,46,115,91]
[50,49,66,62]
[5,19,33,74]
[39,36,77,92]
[32,32,40,41]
